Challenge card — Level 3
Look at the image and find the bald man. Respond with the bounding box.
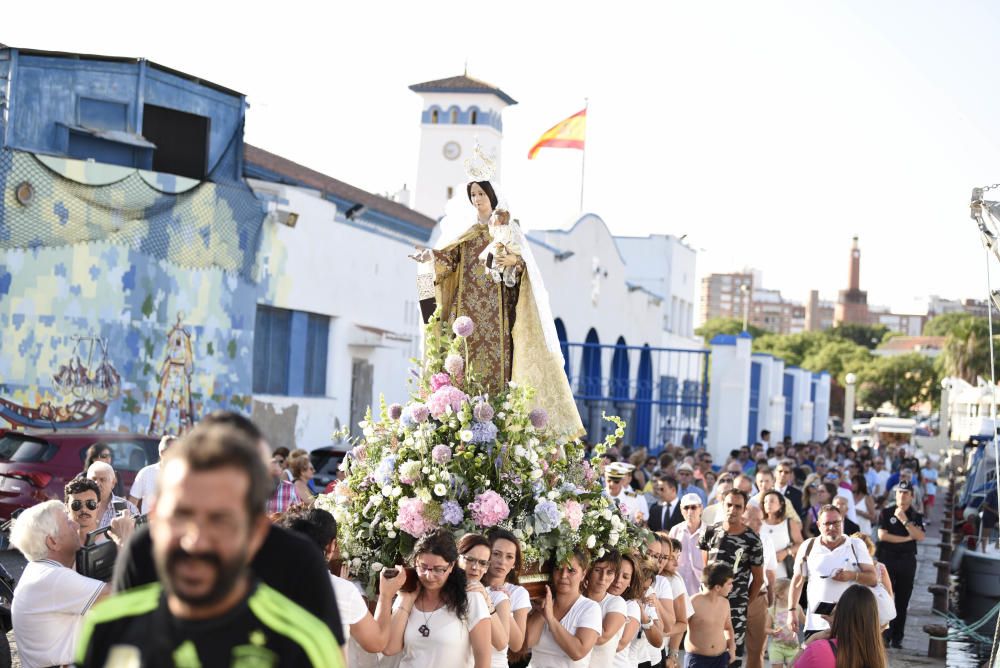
[86,462,138,530]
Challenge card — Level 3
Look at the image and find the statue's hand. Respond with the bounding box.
[498,252,520,268]
[409,247,433,263]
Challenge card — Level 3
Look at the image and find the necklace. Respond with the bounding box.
[417,595,439,638]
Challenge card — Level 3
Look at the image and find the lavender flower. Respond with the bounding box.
[411,403,430,423]
[432,444,453,464]
[444,354,465,378]
[452,316,474,338]
[529,408,549,430]
[441,501,464,525]
[473,402,495,423]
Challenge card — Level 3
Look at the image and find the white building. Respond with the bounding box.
[245,145,434,449]
[615,233,697,342]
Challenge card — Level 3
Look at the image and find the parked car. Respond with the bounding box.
[0,429,160,520]
[310,445,348,491]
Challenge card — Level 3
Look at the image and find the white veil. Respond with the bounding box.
[424,181,565,359]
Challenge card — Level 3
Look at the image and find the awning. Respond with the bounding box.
[348,324,413,348]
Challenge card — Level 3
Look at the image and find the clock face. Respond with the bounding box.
[443,141,461,161]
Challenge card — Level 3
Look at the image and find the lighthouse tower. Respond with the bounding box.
[409,73,517,220]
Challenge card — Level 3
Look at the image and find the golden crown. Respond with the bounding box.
[464,141,497,182]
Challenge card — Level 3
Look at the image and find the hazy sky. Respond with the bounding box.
[6,1,1000,318]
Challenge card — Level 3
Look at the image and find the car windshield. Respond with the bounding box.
[0,435,55,462]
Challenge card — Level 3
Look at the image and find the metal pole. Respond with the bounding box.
[579,99,588,212]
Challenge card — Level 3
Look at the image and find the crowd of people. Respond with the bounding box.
[1,418,935,668]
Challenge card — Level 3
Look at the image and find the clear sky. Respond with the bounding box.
[6,1,1000,319]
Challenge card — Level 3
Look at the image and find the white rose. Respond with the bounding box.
[461,430,474,442]
[387,530,397,538]
[382,486,393,497]
[609,531,620,546]
[422,467,431,474]
[363,426,374,437]
[586,535,597,549]
[503,402,512,410]
[404,436,415,446]
[597,547,606,558]
[547,490,559,500]
[434,483,448,496]
[352,557,362,567]
[530,469,544,480]
[514,446,528,460]
[602,509,613,520]
[390,486,402,497]
[371,495,383,507]
[429,473,437,482]
[497,412,506,419]
[372,562,384,572]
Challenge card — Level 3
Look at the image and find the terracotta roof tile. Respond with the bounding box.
[243,144,435,236]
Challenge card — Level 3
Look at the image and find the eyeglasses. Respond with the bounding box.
[460,556,490,568]
[415,562,452,576]
[820,520,842,527]
[682,505,700,510]
[70,499,98,512]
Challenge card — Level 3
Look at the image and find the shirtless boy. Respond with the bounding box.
[684,562,737,668]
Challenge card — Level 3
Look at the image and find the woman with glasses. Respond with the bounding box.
[484,528,531,663]
[525,547,602,667]
[385,529,492,667]
[760,490,802,579]
[582,550,627,667]
[458,533,514,667]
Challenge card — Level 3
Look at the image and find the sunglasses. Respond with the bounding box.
[70,499,98,512]
[682,505,699,510]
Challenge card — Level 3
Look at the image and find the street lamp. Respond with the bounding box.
[844,372,857,440]
[740,284,750,332]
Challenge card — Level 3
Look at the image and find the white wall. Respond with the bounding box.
[251,180,420,449]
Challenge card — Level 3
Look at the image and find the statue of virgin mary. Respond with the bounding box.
[414,148,583,438]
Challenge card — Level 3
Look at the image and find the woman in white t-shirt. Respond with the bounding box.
[661,536,694,667]
[385,530,492,667]
[582,551,628,668]
[484,528,532,665]
[607,552,646,668]
[633,558,665,668]
[525,548,602,667]
[459,533,514,667]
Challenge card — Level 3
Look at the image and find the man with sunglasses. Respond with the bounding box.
[66,477,135,547]
[774,460,804,521]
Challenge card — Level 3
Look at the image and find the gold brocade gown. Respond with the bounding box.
[435,223,521,396]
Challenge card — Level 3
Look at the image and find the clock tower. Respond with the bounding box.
[409,73,518,220]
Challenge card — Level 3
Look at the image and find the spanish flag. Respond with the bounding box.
[527,108,586,159]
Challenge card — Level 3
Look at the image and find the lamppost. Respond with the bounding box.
[740,283,750,332]
[939,378,952,447]
[844,372,857,439]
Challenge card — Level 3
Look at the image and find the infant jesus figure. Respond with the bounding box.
[477,209,523,287]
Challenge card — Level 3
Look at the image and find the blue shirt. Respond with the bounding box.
[679,483,707,505]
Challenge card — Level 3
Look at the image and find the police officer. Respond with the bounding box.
[876,480,926,649]
[605,462,649,524]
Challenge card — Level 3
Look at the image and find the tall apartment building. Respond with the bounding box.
[700,272,754,325]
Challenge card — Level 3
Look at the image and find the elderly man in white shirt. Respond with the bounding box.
[10,499,108,668]
[127,434,176,514]
[87,461,138,529]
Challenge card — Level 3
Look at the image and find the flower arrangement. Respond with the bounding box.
[318,312,650,593]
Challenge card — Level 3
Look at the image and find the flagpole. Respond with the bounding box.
[580,98,588,212]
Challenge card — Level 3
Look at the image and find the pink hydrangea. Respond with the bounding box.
[430,373,451,392]
[563,500,584,530]
[468,490,510,527]
[427,385,469,419]
[411,403,430,423]
[453,316,474,338]
[432,444,453,464]
[444,354,464,379]
[397,497,435,537]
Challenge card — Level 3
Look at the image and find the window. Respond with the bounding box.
[143,104,209,179]
[447,186,454,199]
[253,305,330,397]
[471,110,478,124]
[254,306,291,394]
[430,109,439,124]
[450,109,458,123]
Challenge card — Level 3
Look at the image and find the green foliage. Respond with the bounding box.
[695,317,766,342]
[935,315,998,383]
[206,342,214,356]
[227,339,237,359]
[141,294,154,318]
[752,331,834,368]
[829,323,890,349]
[857,353,940,416]
[800,338,872,385]
[924,312,999,337]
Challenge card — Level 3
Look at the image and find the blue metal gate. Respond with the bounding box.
[748,360,761,445]
[563,341,710,453]
[783,370,795,438]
